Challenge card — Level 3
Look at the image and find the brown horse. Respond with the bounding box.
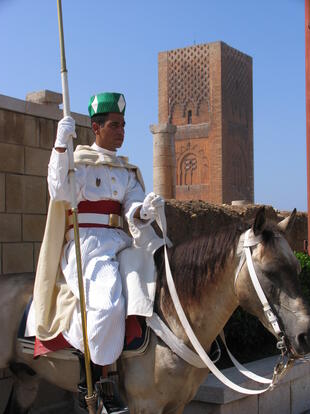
[1,207,310,414]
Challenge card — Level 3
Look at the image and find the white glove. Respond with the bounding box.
[54,116,76,148]
[140,192,165,220]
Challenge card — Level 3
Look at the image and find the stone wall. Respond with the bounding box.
[0,91,93,277]
[184,355,310,414]
[164,200,307,253]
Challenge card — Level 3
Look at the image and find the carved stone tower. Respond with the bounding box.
[157,41,254,204]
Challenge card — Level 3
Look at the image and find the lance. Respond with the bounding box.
[56,1,96,412]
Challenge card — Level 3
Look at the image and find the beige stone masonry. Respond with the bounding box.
[3,242,33,274]
[25,147,51,176]
[6,175,46,214]
[0,110,23,145]
[0,110,40,147]
[0,213,21,242]
[150,123,176,199]
[291,375,310,413]
[24,113,40,147]
[76,125,94,146]
[26,90,62,107]
[0,143,24,173]
[23,214,46,242]
[258,382,290,414]
[0,91,94,278]
[38,117,57,149]
[184,355,310,413]
[0,93,90,127]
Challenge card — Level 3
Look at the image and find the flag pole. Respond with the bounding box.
[56,1,96,411]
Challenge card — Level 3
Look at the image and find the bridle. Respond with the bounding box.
[154,207,296,395]
[234,228,293,357]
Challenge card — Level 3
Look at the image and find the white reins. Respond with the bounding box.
[154,207,294,395]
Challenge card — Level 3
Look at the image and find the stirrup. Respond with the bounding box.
[95,377,129,414]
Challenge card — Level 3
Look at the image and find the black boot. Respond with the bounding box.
[95,377,129,414]
[77,384,88,410]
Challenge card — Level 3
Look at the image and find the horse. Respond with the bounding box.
[1,206,310,414]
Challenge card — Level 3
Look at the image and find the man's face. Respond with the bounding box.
[93,112,125,151]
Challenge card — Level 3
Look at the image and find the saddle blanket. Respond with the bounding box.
[19,311,150,360]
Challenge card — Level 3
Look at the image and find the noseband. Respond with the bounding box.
[235,229,293,357]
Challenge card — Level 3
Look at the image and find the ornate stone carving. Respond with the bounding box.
[222,45,251,125]
[167,44,210,120]
[176,142,208,185]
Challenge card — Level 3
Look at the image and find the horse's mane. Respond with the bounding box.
[154,220,281,309]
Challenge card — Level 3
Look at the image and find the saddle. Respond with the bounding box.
[18,301,151,361]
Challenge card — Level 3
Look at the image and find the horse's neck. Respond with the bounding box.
[161,256,239,351]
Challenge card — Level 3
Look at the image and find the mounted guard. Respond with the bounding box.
[30,91,165,413]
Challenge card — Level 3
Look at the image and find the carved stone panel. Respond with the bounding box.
[221,44,252,125]
[167,44,210,120]
[176,141,208,186]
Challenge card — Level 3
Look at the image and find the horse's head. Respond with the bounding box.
[235,207,310,358]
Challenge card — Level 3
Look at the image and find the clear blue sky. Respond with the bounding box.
[0,0,307,211]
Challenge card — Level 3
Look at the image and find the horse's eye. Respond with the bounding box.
[266,271,276,279]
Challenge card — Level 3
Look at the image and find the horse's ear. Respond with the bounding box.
[253,206,266,235]
[277,208,297,234]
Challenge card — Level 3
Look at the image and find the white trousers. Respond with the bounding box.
[61,227,131,366]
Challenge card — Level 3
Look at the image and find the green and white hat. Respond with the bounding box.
[88,92,126,117]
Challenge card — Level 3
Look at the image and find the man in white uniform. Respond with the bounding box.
[48,92,162,411]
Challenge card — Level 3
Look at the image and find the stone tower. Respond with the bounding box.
[157,41,254,204]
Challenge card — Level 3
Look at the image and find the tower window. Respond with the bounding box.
[187,110,192,124]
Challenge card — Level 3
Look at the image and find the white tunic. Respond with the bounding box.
[47,143,146,365]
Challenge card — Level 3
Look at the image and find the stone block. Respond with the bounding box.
[184,401,221,414]
[0,143,24,173]
[26,90,62,106]
[76,125,93,146]
[220,396,257,414]
[0,376,13,413]
[86,129,94,145]
[25,147,50,176]
[0,173,4,212]
[23,215,46,242]
[3,242,33,274]
[258,382,290,414]
[24,114,39,147]
[0,94,89,127]
[0,213,21,242]
[0,111,39,147]
[39,117,57,149]
[0,110,24,144]
[185,396,258,414]
[6,175,47,214]
[291,374,310,413]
